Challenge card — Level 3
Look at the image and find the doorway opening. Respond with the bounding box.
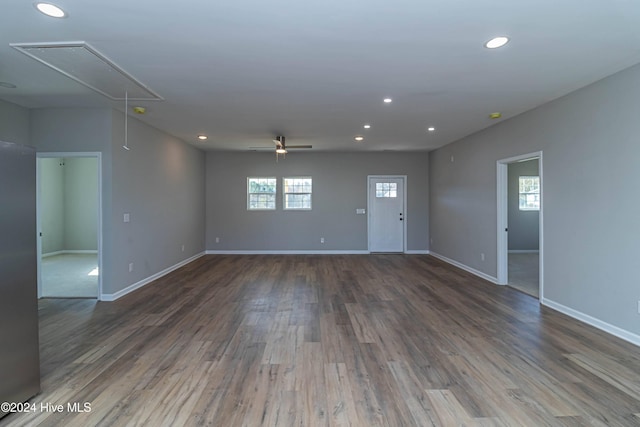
[368,175,407,253]
[497,152,543,300]
[37,153,102,299]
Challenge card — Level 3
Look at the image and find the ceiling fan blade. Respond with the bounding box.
[248,146,274,151]
[286,145,312,149]
[273,136,285,147]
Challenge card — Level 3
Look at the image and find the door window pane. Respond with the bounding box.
[376,182,397,198]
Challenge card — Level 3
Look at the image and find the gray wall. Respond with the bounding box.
[429,62,640,336]
[64,157,98,251]
[40,157,98,253]
[30,107,206,295]
[206,151,429,251]
[40,158,65,254]
[110,110,206,294]
[0,99,29,145]
[38,157,98,254]
[508,159,539,251]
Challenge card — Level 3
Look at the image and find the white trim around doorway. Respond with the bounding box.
[496,151,544,301]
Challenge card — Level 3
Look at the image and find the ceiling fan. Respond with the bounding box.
[273,136,312,154]
[249,136,312,155]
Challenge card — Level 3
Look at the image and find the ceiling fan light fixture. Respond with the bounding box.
[34,2,66,18]
[276,147,287,154]
[485,36,509,49]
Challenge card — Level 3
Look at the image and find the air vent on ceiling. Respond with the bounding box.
[10,41,163,101]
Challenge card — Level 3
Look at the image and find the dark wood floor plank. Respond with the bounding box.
[3,254,640,426]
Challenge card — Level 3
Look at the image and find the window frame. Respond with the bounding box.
[247,177,277,211]
[375,182,398,198]
[518,175,540,211]
[283,176,312,211]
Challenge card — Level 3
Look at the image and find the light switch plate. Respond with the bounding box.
[123,213,130,223]
[356,208,366,214]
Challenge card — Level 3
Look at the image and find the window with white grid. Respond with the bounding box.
[519,176,540,211]
[376,182,398,198]
[283,177,312,210]
[247,177,277,210]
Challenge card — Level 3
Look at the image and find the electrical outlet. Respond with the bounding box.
[320,237,325,244]
[123,213,130,223]
[129,263,133,272]
[215,237,220,243]
[481,253,485,261]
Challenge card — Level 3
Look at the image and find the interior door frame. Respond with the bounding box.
[367,175,408,253]
[496,151,543,301]
[36,152,103,300]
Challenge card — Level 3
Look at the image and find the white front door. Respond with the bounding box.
[369,176,405,252]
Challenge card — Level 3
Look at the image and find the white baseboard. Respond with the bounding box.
[429,252,498,284]
[205,250,370,255]
[205,250,429,255]
[43,249,98,258]
[42,250,64,258]
[541,298,640,348]
[100,252,205,301]
[508,250,540,254]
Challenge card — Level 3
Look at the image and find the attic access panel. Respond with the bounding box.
[10,41,163,101]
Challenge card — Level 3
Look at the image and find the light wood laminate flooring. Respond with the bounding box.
[3,254,640,426]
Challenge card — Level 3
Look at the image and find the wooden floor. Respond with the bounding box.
[3,254,640,426]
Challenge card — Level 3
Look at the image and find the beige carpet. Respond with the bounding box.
[42,253,99,298]
[508,252,539,298]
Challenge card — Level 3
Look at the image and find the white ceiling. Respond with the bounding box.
[1,0,640,152]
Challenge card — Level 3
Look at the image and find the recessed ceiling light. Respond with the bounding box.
[484,36,509,49]
[34,2,66,18]
[197,135,208,140]
[354,136,364,142]
[427,127,435,132]
[0,82,17,89]
[383,98,392,103]
[363,124,371,129]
